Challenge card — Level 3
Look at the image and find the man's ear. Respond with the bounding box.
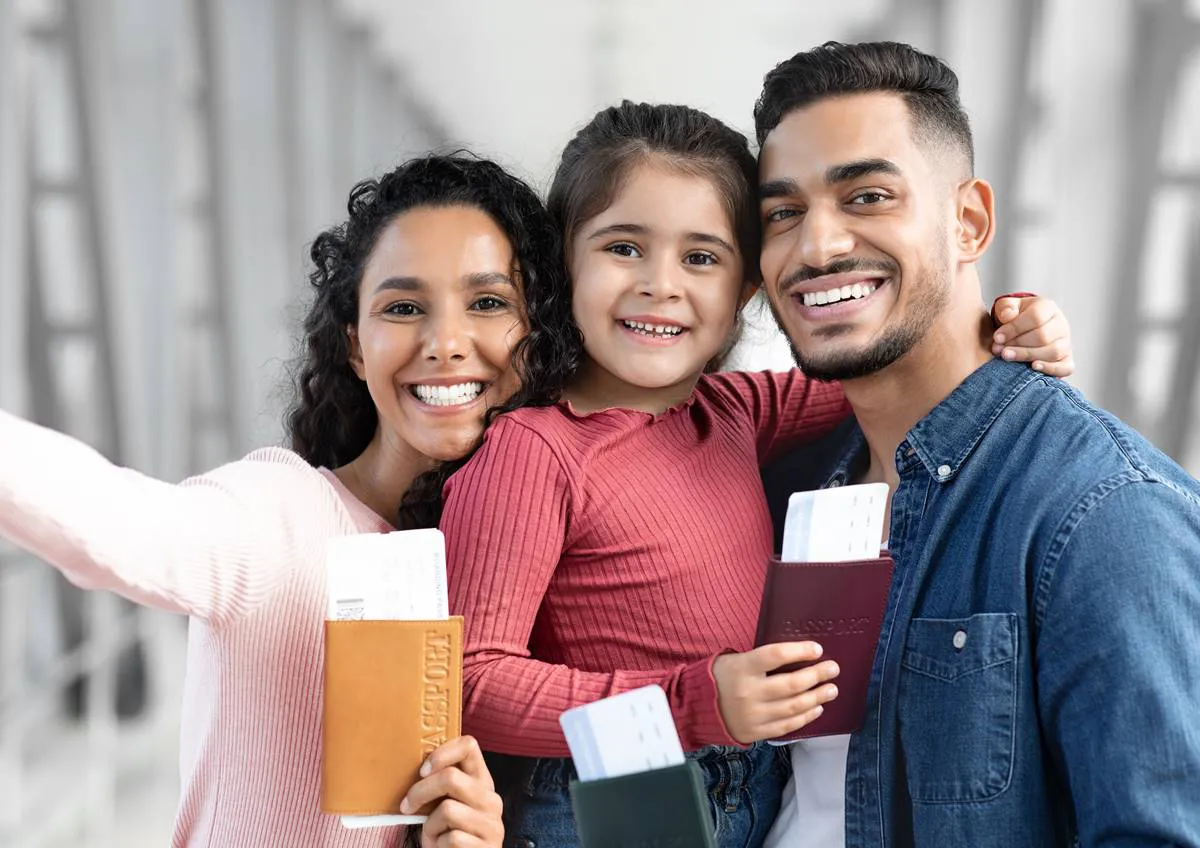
[956,177,995,264]
[347,325,365,380]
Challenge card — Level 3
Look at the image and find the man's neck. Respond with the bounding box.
[844,302,995,490]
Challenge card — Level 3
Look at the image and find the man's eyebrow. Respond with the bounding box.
[759,179,800,201]
[825,158,902,184]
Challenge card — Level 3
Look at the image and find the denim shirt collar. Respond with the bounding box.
[906,358,1041,482]
[823,359,1041,487]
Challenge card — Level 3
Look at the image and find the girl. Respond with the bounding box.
[435,103,1073,848]
[0,155,562,848]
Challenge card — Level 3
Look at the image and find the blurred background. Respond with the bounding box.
[0,0,1197,844]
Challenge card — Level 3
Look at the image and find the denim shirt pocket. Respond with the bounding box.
[898,613,1019,803]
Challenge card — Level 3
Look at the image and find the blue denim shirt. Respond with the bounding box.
[767,359,1200,847]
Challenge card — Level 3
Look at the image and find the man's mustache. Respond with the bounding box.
[778,258,898,295]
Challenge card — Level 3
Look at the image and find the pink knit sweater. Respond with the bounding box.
[0,410,407,847]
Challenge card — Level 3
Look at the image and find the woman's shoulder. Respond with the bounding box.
[191,446,377,531]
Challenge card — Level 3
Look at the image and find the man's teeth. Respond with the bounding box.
[621,320,683,336]
[411,382,484,407]
[801,282,879,307]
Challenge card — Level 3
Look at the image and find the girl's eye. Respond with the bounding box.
[766,207,799,223]
[384,301,422,316]
[472,295,508,312]
[683,251,717,266]
[606,242,642,258]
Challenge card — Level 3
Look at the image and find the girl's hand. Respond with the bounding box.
[400,735,504,848]
[712,642,840,744]
[990,294,1075,378]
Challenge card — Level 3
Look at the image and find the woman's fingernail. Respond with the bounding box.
[1033,361,1044,372]
[994,333,1006,344]
[399,796,413,814]
[1003,348,1016,360]
[420,759,432,778]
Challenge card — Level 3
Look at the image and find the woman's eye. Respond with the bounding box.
[684,252,717,266]
[472,296,508,312]
[384,301,422,316]
[606,242,641,258]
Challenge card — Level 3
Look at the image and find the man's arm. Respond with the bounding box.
[1036,477,1200,846]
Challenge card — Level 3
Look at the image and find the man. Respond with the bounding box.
[754,41,1200,847]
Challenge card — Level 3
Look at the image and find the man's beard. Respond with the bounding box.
[771,251,952,383]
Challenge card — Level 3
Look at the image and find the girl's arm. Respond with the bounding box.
[711,293,1077,466]
[0,409,339,625]
[442,416,739,756]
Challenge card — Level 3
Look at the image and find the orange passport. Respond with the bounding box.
[321,617,464,816]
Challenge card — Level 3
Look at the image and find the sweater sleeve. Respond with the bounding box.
[0,409,340,626]
[704,370,852,466]
[442,415,738,756]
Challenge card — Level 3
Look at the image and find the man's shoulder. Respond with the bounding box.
[1001,376,1198,500]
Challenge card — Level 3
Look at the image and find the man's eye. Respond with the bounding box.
[851,192,887,205]
[766,208,799,223]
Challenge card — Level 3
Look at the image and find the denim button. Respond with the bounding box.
[829,479,842,488]
[513,839,536,848]
[937,464,952,478]
[953,629,968,650]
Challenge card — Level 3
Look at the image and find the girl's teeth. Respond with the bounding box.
[411,382,485,407]
[622,321,682,336]
[802,281,879,308]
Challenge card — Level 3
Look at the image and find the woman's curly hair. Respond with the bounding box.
[284,153,578,527]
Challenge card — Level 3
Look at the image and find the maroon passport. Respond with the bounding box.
[754,554,894,741]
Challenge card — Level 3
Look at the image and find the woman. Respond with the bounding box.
[0,154,562,847]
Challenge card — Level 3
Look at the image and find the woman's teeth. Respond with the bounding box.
[410,382,484,407]
[621,320,683,336]
[801,281,879,307]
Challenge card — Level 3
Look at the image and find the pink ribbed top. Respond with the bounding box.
[442,370,850,756]
[0,410,408,847]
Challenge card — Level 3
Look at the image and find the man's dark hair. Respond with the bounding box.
[753,41,974,172]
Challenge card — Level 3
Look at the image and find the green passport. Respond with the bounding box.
[569,761,716,848]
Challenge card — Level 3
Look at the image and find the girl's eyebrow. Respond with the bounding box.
[686,232,737,254]
[586,222,647,241]
[587,222,736,255]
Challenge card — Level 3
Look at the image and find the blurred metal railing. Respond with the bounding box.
[0,0,448,845]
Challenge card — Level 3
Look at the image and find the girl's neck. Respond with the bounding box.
[333,431,434,528]
[563,358,701,416]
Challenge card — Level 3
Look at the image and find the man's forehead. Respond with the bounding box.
[758,92,918,181]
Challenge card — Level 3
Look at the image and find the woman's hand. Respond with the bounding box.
[400,735,504,847]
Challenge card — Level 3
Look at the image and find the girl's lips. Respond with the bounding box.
[617,320,689,346]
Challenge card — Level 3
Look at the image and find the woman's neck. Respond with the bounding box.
[563,357,701,416]
[333,432,434,528]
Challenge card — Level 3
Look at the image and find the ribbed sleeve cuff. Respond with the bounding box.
[675,653,741,751]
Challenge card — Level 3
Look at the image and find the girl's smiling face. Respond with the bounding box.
[567,160,749,412]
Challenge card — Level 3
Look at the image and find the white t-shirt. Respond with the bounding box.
[764,735,850,848]
[766,542,888,847]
